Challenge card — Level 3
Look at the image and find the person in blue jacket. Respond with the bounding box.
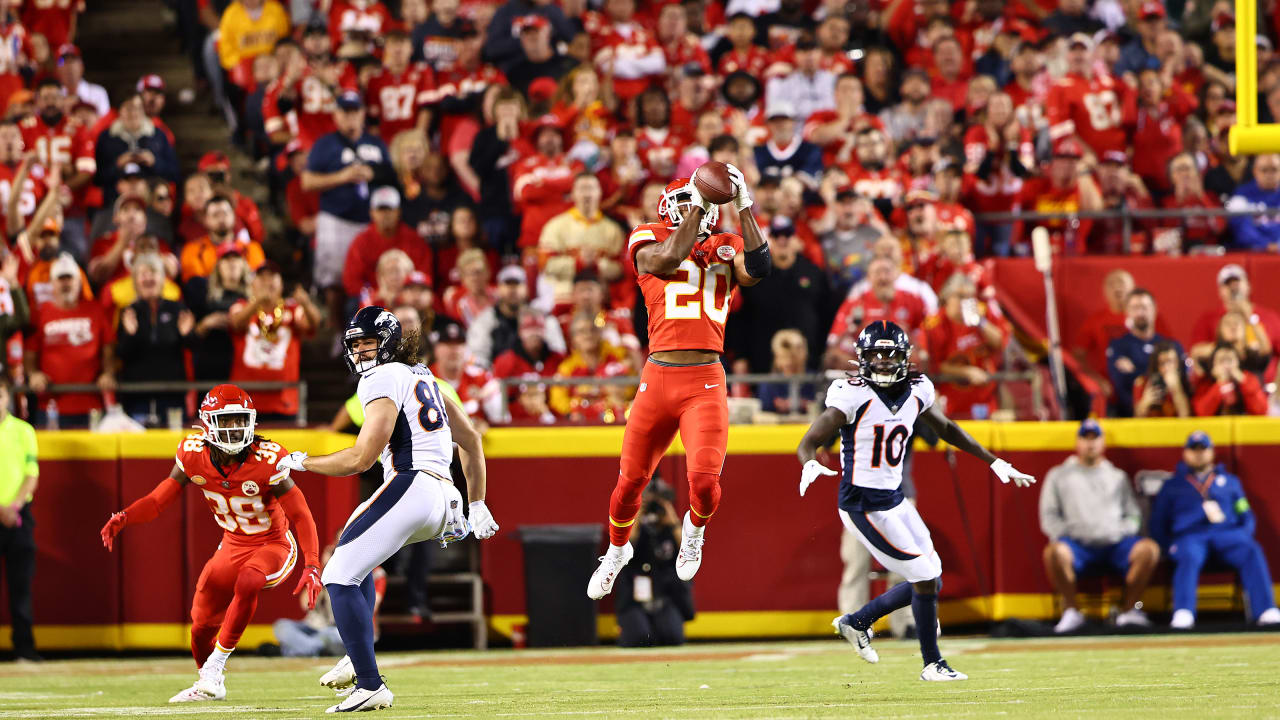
[1224,153,1280,251]
[1151,431,1280,629]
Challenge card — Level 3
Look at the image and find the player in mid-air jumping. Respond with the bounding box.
[275,306,499,713]
[101,385,322,703]
[796,321,1036,681]
[587,163,771,599]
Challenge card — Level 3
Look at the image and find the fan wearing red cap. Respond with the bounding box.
[364,29,435,142]
[1046,31,1134,160]
[1015,139,1104,254]
[342,186,433,298]
[507,14,576,100]
[86,74,177,148]
[510,114,584,250]
[198,151,266,243]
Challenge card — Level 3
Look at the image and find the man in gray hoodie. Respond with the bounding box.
[1040,419,1161,633]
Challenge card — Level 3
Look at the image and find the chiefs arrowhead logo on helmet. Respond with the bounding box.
[200,384,257,454]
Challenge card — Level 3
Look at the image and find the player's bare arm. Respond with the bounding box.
[441,392,486,504]
[635,204,707,276]
[100,463,190,550]
[296,397,399,476]
[920,404,1036,487]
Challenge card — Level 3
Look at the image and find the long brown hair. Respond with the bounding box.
[390,328,425,365]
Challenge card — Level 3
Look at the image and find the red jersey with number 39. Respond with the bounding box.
[628,222,742,354]
[175,433,292,544]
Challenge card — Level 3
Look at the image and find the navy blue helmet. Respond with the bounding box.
[856,320,911,386]
[343,306,402,374]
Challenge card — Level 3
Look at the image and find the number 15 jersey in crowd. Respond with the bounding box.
[357,362,454,483]
[627,223,744,353]
[824,375,937,513]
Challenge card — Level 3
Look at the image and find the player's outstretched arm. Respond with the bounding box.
[919,404,1036,487]
[272,477,323,609]
[635,187,712,276]
[442,393,499,539]
[726,163,770,288]
[278,398,399,477]
[100,465,188,551]
[796,407,844,496]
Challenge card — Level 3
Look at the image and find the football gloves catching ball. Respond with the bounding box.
[725,163,752,212]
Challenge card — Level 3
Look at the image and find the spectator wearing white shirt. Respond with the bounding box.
[56,44,109,116]
[763,38,835,128]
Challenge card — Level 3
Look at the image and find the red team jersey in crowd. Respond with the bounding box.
[627,223,743,353]
[592,23,664,103]
[263,65,358,148]
[229,299,310,415]
[19,114,95,177]
[510,152,582,249]
[636,127,687,179]
[1047,72,1132,157]
[845,165,905,204]
[716,46,769,78]
[365,63,435,141]
[328,0,394,49]
[21,0,83,48]
[174,433,293,544]
[1017,177,1091,254]
[803,110,883,166]
[920,303,1010,417]
[0,160,45,225]
[30,298,113,415]
[827,288,928,356]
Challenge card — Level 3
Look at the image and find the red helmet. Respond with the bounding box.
[199,384,257,454]
[657,178,718,236]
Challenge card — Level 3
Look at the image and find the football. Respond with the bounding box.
[692,161,735,205]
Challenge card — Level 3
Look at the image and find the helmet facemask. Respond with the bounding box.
[345,333,384,374]
[201,407,256,454]
[860,346,909,387]
[658,183,719,237]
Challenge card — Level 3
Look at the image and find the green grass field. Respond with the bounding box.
[2,633,1278,719]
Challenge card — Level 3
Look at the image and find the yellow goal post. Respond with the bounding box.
[1228,0,1280,154]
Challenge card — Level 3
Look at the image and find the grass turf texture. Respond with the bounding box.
[1,633,1277,718]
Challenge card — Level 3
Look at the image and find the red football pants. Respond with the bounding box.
[189,532,296,667]
[609,360,729,545]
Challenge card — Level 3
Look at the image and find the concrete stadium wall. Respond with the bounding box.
[3,420,1278,649]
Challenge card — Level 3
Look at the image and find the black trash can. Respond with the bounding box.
[519,524,603,647]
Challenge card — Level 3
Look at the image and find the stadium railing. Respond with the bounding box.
[14,380,310,426]
[973,206,1266,254]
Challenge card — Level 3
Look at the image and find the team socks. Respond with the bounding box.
[911,589,942,666]
[328,576,382,691]
[845,581,913,631]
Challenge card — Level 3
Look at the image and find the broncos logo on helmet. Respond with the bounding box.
[657,178,719,237]
[343,306,402,374]
[856,321,912,387]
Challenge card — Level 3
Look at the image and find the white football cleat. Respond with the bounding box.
[831,616,878,663]
[920,660,968,682]
[326,683,393,713]
[1256,607,1280,626]
[321,655,356,691]
[1170,609,1195,629]
[169,666,226,703]
[587,543,634,599]
[1054,607,1086,634]
[1115,607,1152,628]
[675,512,705,581]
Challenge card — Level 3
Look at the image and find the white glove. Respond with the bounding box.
[725,163,753,212]
[799,459,838,497]
[469,500,499,539]
[991,458,1035,487]
[688,183,713,213]
[276,451,308,473]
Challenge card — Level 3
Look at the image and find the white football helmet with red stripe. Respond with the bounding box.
[199,384,257,454]
[657,178,718,237]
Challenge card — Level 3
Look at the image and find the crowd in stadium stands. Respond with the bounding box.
[1,0,1280,428]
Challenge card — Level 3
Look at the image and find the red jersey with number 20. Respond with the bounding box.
[628,222,743,354]
[175,433,292,545]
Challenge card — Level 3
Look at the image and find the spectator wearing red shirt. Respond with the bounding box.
[441,247,493,327]
[199,151,264,242]
[0,13,32,115]
[1046,34,1133,160]
[343,186,432,299]
[22,0,83,50]
[825,256,928,368]
[1193,344,1269,416]
[87,193,177,287]
[1072,269,1134,397]
[930,36,971,112]
[716,14,768,78]
[24,252,115,426]
[591,0,665,106]
[962,91,1032,256]
[328,0,394,58]
[227,262,321,420]
[1131,69,1196,195]
[1189,264,1280,370]
[804,74,885,167]
[655,3,710,76]
[921,273,1011,419]
[364,29,434,143]
[1090,151,1155,254]
[510,117,581,251]
[918,229,992,299]
[1159,152,1225,253]
[282,140,320,246]
[430,318,502,429]
[492,307,565,413]
[634,88,686,183]
[1016,140,1102,255]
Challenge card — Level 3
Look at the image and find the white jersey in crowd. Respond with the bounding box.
[824,375,936,510]
[358,361,455,484]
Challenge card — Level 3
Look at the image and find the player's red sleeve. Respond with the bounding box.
[122,477,183,525]
[277,484,321,567]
